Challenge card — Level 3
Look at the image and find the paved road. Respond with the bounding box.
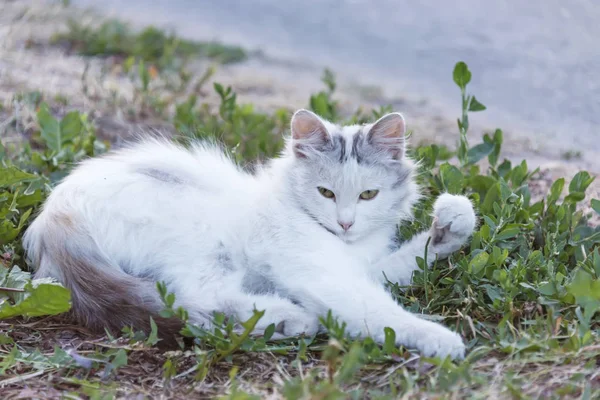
[74,0,600,166]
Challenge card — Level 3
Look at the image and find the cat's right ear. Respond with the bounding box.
[290,109,331,158]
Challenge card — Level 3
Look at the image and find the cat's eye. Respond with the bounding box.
[318,187,335,199]
[359,190,379,200]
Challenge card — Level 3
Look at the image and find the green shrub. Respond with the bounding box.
[52,19,247,69]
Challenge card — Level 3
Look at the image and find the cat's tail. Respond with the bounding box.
[22,210,183,346]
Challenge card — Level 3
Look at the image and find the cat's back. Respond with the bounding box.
[61,139,249,193]
[36,138,260,240]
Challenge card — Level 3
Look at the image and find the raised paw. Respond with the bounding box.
[430,193,476,257]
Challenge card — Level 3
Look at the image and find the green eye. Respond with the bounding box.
[318,187,335,199]
[359,190,379,200]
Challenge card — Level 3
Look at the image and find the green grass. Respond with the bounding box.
[1,31,600,399]
[52,18,247,68]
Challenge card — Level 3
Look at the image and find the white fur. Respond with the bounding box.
[23,110,476,359]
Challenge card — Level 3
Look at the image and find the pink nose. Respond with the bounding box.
[338,221,354,231]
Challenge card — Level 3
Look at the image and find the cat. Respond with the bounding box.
[23,109,476,359]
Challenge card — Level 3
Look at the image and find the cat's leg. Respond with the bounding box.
[164,278,318,338]
[218,292,319,338]
[371,193,476,285]
[286,269,465,359]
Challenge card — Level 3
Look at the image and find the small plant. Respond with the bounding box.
[173,83,288,162]
[309,68,338,122]
[52,19,247,70]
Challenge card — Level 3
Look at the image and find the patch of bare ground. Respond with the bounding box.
[2,316,600,398]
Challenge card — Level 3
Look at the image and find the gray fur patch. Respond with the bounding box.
[241,268,276,295]
[349,131,385,165]
[216,243,236,272]
[350,130,365,163]
[314,134,347,163]
[334,135,347,163]
[391,166,412,188]
[137,168,184,184]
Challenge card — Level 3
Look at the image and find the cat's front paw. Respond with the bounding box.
[412,322,466,360]
[374,319,466,360]
[430,193,476,257]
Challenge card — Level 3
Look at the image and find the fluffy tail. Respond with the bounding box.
[22,212,183,346]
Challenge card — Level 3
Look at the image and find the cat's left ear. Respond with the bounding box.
[290,109,331,158]
[367,112,406,160]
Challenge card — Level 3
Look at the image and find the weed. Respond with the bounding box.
[52,19,247,70]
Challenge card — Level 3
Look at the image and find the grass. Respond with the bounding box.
[52,18,247,68]
[1,16,600,399]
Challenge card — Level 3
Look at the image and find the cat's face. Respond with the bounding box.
[286,110,418,243]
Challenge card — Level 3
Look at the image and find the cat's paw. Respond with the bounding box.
[265,308,319,339]
[374,320,465,360]
[275,315,319,338]
[411,322,466,360]
[430,193,476,257]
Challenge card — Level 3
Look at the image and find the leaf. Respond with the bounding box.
[2,266,31,291]
[482,183,501,215]
[495,226,520,241]
[263,323,275,341]
[111,349,128,369]
[466,141,495,165]
[468,96,486,112]
[0,220,19,244]
[334,342,365,385]
[569,171,594,194]
[213,82,225,97]
[592,248,600,277]
[566,269,600,317]
[592,199,600,214]
[1,208,34,243]
[59,111,83,142]
[469,251,489,275]
[469,175,496,200]
[383,327,396,354]
[0,281,71,319]
[537,282,556,296]
[439,163,464,194]
[497,160,512,178]
[565,192,585,204]
[0,166,38,187]
[453,62,472,89]
[37,104,61,152]
[488,129,503,167]
[146,317,159,346]
[548,178,565,205]
[482,284,502,302]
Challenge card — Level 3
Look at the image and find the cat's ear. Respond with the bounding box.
[366,112,406,160]
[291,109,331,158]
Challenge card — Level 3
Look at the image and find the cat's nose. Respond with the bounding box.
[338,221,354,231]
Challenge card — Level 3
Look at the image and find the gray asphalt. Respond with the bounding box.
[74,0,600,166]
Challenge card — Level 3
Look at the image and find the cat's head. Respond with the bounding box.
[284,109,419,243]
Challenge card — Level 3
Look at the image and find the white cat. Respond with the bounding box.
[23,109,476,359]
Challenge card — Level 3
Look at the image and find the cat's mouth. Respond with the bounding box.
[337,229,359,244]
[317,222,356,242]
